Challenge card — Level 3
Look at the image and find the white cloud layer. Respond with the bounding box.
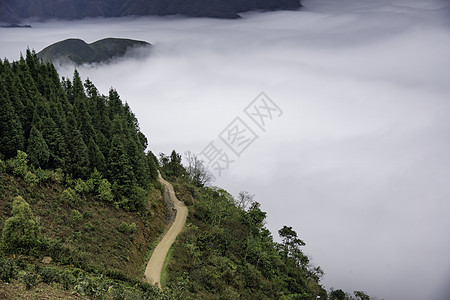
[1,0,449,298]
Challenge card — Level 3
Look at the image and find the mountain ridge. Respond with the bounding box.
[37,38,152,65]
[0,0,301,23]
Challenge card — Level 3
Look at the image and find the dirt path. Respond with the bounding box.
[144,171,188,288]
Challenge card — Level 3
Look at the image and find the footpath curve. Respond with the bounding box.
[144,171,188,288]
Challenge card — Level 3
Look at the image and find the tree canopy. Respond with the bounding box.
[0,50,159,210]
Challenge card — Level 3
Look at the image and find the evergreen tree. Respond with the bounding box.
[78,99,96,145]
[72,69,85,101]
[329,289,346,300]
[1,59,26,122]
[163,150,186,178]
[278,225,309,267]
[66,111,90,178]
[108,88,123,119]
[26,125,50,168]
[146,151,159,182]
[107,135,135,195]
[88,137,106,173]
[0,79,25,158]
[41,116,68,169]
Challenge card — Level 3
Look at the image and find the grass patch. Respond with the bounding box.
[159,243,175,287]
[160,223,189,288]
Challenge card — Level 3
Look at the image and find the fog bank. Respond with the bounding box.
[1,0,449,299]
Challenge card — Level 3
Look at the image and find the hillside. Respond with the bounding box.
[0,51,372,299]
[0,50,186,298]
[37,38,152,65]
[0,0,301,23]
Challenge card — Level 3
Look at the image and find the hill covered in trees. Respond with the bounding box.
[0,0,301,23]
[0,52,372,299]
[0,49,159,210]
[37,38,152,66]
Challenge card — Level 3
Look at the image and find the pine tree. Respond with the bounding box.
[88,138,106,173]
[26,125,50,168]
[1,60,26,122]
[41,117,68,169]
[169,150,185,177]
[0,79,25,158]
[108,88,124,119]
[146,151,159,182]
[66,111,90,178]
[72,69,85,101]
[107,135,135,195]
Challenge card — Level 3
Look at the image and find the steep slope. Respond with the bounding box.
[0,49,168,280]
[0,0,302,22]
[37,38,151,65]
[0,51,188,299]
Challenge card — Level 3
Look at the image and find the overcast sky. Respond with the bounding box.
[1,0,450,299]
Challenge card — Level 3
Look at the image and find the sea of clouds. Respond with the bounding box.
[1,0,449,298]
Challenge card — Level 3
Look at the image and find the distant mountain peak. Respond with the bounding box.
[37,38,152,66]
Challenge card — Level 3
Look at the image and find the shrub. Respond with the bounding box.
[128,222,137,233]
[50,168,64,184]
[105,269,128,282]
[118,222,128,233]
[1,196,41,254]
[129,186,148,212]
[34,167,51,182]
[85,178,95,193]
[8,150,28,178]
[97,179,113,202]
[72,231,82,241]
[16,258,26,270]
[73,275,108,298]
[61,187,83,207]
[23,272,37,289]
[0,159,5,173]
[33,262,42,274]
[112,285,126,300]
[38,237,64,260]
[61,271,76,290]
[0,257,16,283]
[118,222,137,234]
[84,222,95,232]
[72,209,83,223]
[24,171,39,186]
[61,187,75,203]
[41,267,59,284]
[75,179,90,194]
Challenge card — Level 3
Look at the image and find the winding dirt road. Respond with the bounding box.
[144,171,188,288]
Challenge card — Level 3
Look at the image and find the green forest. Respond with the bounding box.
[0,51,371,299]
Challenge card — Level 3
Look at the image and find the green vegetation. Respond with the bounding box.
[167,180,328,299]
[0,50,159,212]
[0,52,182,298]
[329,289,373,300]
[159,154,327,298]
[0,52,374,299]
[37,38,152,65]
[1,196,40,254]
[162,152,374,299]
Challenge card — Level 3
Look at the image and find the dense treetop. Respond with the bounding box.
[0,50,158,210]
